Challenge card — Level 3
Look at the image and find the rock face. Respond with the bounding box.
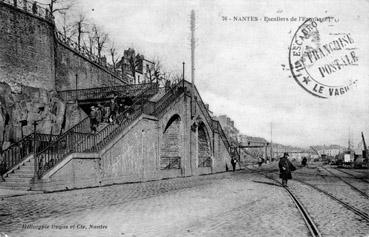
[0,82,66,150]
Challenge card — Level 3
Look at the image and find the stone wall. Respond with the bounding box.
[160,114,181,167]
[0,2,55,91]
[32,154,101,191]
[0,82,66,150]
[100,116,183,185]
[0,2,124,151]
[0,1,125,92]
[55,43,124,91]
[32,85,233,191]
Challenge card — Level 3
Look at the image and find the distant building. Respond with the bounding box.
[312,145,343,157]
[215,115,239,145]
[204,103,213,117]
[116,48,154,84]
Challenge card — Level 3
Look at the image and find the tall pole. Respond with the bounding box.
[270,122,273,161]
[75,73,78,102]
[182,62,185,88]
[33,121,37,179]
[190,10,195,118]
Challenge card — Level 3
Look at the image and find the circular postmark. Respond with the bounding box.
[289,18,359,98]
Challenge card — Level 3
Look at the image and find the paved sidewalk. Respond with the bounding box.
[1,171,309,237]
[0,187,42,198]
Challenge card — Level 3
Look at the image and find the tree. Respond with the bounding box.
[123,48,143,84]
[72,14,89,50]
[171,72,183,84]
[109,42,120,71]
[48,0,74,16]
[59,11,74,39]
[149,59,161,83]
[86,31,95,55]
[92,25,109,61]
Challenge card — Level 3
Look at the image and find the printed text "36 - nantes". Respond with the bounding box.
[222,16,289,22]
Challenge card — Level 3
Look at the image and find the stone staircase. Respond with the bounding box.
[0,80,235,191]
[35,83,159,178]
[0,156,34,190]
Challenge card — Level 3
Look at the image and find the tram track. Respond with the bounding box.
[319,166,369,199]
[246,165,369,223]
[293,178,369,222]
[334,167,369,184]
[245,167,322,237]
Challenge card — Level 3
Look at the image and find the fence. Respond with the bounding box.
[35,83,158,178]
[55,31,122,80]
[2,133,58,174]
[57,83,152,102]
[0,0,53,22]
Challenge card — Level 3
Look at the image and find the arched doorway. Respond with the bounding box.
[160,114,181,169]
[198,121,211,167]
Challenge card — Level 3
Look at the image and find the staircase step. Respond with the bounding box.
[23,161,35,167]
[0,184,30,190]
[8,173,34,179]
[16,165,34,171]
[6,169,34,175]
[5,177,32,183]
[0,181,31,188]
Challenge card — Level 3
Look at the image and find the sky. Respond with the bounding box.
[45,0,369,147]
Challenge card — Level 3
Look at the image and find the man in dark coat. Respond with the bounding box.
[278,152,296,187]
[231,157,237,172]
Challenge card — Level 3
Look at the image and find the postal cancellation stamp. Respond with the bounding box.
[289,18,359,98]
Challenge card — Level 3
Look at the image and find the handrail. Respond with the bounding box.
[0,0,53,22]
[35,115,91,163]
[198,156,211,167]
[182,80,237,159]
[36,83,159,178]
[1,133,58,174]
[153,82,185,116]
[90,83,158,151]
[57,83,153,102]
[55,31,122,81]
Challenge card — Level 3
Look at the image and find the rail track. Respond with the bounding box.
[319,167,369,199]
[245,167,322,237]
[334,168,369,184]
[247,166,369,224]
[293,178,369,222]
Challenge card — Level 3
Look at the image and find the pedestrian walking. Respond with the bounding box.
[258,157,264,167]
[0,152,6,181]
[90,106,98,133]
[231,157,237,172]
[301,157,307,167]
[278,152,296,187]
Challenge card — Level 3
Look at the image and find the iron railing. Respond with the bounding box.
[0,0,53,22]
[1,133,58,174]
[35,83,158,178]
[153,83,185,116]
[90,84,158,151]
[57,83,152,102]
[182,80,238,160]
[55,31,122,80]
[198,157,211,167]
[160,157,181,169]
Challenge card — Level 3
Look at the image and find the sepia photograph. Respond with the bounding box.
[0,0,368,236]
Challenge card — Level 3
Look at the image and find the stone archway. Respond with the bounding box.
[160,114,181,169]
[198,121,211,167]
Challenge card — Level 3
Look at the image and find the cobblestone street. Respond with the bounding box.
[1,163,368,237]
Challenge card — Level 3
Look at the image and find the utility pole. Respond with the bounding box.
[182,62,185,88]
[75,73,78,102]
[270,122,273,161]
[33,121,38,178]
[190,10,195,118]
